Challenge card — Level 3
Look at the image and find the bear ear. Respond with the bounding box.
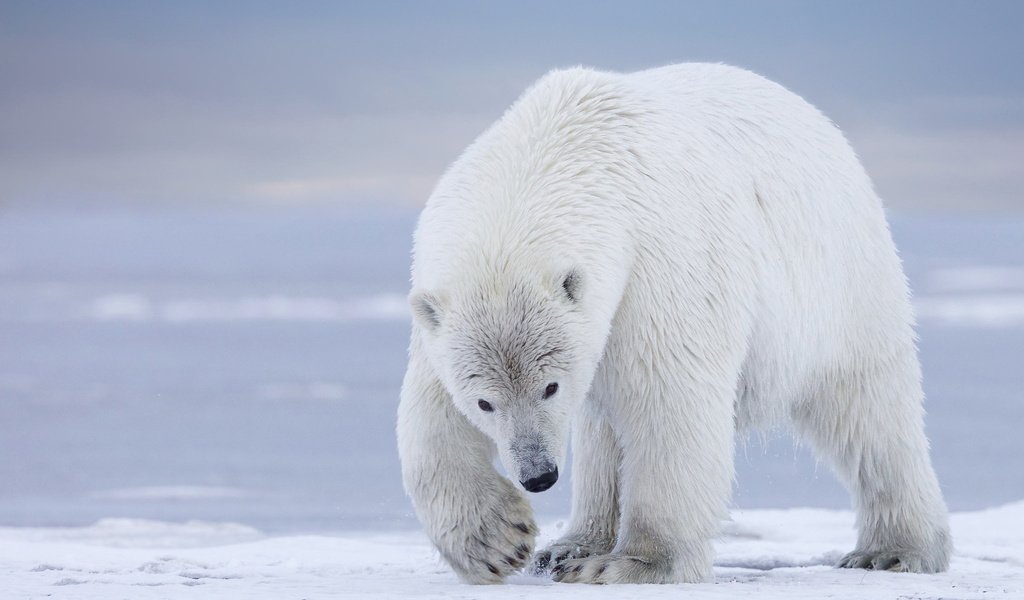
[560,269,582,303]
[409,291,444,332]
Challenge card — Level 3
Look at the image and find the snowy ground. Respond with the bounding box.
[3,503,1023,599]
[1,208,1022,597]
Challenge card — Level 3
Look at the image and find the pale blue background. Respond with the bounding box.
[3,1,1021,211]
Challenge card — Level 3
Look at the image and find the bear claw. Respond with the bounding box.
[837,550,931,573]
[435,477,538,584]
[552,554,668,584]
[530,535,614,575]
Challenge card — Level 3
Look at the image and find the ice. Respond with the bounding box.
[915,293,1024,327]
[88,293,410,323]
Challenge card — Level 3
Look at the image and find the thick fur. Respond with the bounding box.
[397,63,951,584]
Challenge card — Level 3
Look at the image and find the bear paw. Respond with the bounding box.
[836,547,946,574]
[530,534,614,575]
[550,553,673,584]
[435,478,538,584]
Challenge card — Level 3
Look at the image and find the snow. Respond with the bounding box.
[2,505,1022,598]
[915,293,1024,327]
[914,262,1024,328]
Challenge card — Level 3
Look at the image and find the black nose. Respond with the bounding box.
[521,468,558,493]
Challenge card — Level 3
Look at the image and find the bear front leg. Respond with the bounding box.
[553,375,736,584]
[531,401,620,574]
[397,351,538,584]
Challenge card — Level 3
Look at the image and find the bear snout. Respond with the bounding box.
[521,467,558,493]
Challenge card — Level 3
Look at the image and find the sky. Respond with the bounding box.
[1,1,1022,212]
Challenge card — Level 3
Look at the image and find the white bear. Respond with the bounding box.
[397,63,951,584]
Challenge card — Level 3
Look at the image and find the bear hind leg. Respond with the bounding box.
[793,356,951,573]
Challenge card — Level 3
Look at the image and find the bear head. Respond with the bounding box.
[410,269,589,493]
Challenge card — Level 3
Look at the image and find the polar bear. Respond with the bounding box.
[397,63,951,584]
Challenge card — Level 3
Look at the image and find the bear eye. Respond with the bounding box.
[478,399,494,412]
[543,383,559,399]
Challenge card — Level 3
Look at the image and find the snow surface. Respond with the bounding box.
[3,504,1023,599]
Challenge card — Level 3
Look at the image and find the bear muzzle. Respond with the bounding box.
[521,467,558,493]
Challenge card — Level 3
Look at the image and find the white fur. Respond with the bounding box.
[397,63,951,584]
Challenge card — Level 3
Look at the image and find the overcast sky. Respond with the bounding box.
[1,1,1021,212]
